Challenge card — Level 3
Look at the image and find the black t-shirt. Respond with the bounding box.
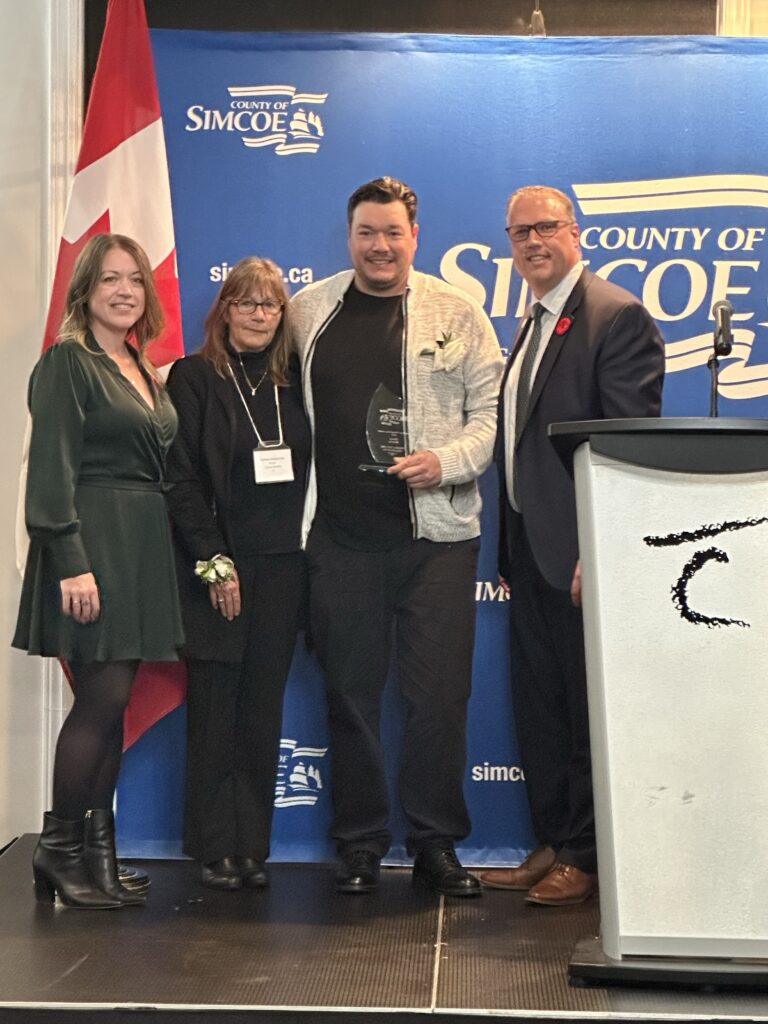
[310,282,411,550]
[228,348,311,555]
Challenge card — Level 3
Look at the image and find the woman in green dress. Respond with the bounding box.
[13,233,184,909]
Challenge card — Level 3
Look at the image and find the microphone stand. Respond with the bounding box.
[707,313,733,418]
[707,350,721,418]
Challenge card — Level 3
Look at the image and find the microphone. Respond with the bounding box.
[712,299,733,356]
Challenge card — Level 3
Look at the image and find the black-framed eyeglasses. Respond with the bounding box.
[505,220,574,243]
[228,298,283,316]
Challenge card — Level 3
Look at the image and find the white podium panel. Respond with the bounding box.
[574,444,768,961]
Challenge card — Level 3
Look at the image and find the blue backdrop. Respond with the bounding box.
[117,32,768,863]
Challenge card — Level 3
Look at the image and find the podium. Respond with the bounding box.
[549,417,768,987]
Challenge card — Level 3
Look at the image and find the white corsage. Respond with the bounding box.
[194,553,236,585]
[431,331,465,372]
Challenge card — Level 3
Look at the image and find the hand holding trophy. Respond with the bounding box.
[358,382,406,473]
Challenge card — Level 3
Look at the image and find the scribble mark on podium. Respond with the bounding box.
[643,516,768,548]
[643,517,767,628]
[669,547,749,628]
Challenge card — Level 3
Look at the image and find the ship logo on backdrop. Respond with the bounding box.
[573,174,768,401]
[186,85,328,155]
[275,739,327,807]
[643,516,768,628]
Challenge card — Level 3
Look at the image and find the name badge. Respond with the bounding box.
[253,445,294,484]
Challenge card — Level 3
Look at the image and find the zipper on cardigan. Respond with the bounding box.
[400,288,419,540]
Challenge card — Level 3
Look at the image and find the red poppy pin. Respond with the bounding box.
[555,316,573,336]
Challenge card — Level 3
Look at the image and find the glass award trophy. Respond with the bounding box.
[358,383,407,473]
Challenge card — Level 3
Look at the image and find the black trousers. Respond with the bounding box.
[307,519,479,858]
[508,524,596,873]
[183,551,304,864]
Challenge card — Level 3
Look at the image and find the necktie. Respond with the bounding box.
[512,302,544,508]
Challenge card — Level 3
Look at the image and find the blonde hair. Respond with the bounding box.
[199,256,293,386]
[58,233,164,375]
[506,185,576,223]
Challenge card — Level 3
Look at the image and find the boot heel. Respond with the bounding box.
[32,812,123,910]
[32,867,56,902]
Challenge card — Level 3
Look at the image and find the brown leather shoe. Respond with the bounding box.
[476,845,556,890]
[525,862,597,906]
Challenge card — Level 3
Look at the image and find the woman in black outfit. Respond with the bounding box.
[166,257,310,890]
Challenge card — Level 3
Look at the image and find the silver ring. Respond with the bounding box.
[217,598,225,603]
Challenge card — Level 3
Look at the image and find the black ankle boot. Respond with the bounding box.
[32,812,123,909]
[83,809,146,906]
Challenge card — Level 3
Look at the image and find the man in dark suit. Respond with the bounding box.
[478,185,665,905]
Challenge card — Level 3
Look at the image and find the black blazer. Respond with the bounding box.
[165,354,246,660]
[165,353,310,660]
[496,267,665,591]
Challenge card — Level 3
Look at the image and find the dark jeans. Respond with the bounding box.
[508,524,596,873]
[183,551,304,864]
[307,518,479,857]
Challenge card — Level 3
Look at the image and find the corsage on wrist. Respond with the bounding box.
[194,554,235,585]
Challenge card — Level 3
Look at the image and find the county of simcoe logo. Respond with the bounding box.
[572,174,768,401]
[441,173,768,401]
[274,738,327,807]
[185,85,328,156]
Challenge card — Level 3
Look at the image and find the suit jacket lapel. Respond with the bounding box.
[523,268,591,430]
[498,311,534,422]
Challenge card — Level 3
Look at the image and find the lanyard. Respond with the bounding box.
[227,362,285,448]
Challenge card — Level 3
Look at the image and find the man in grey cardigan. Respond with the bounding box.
[292,176,503,896]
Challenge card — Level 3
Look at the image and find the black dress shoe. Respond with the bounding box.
[200,856,242,891]
[335,850,380,893]
[238,857,268,888]
[413,847,481,897]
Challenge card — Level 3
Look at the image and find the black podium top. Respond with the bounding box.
[549,417,768,474]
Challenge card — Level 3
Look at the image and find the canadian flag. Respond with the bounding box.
[42,0,186,747]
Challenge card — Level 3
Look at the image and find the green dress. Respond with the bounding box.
[12,335,184,662]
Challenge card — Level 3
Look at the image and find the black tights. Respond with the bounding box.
[51,660,139,821]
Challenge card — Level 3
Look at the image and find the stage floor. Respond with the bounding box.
[2,834,768,1023]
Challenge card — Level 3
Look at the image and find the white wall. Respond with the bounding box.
[0,1,81,843]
